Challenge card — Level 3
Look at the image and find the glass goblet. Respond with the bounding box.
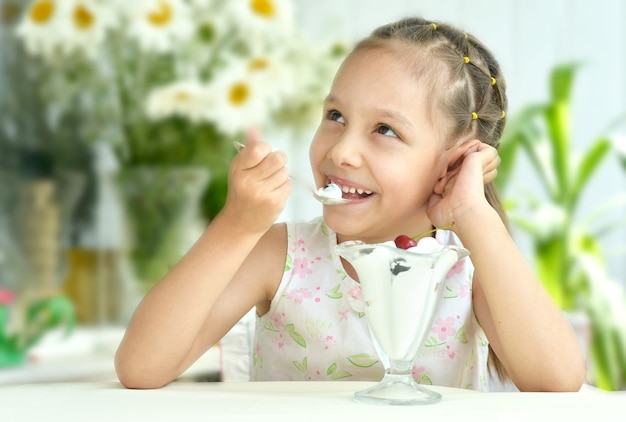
[335,240,469,405]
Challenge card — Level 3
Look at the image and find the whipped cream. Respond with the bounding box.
[337,240,465,361]
[316,183,343,200]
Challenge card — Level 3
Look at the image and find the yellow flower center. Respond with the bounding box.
[30,0,54,24]
[229,83,250,107]
[73,4,94,30]
[248,58,268,72]
[174,92,190,103]
[148,1,173,26]
[250,0,275,18]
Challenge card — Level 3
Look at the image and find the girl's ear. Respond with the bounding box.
[433,139,482,195]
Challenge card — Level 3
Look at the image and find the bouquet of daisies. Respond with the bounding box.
[11,0,346,170]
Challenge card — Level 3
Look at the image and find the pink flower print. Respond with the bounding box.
[347,285,361,300]
[287,287,313,304]
[412,365,425,380]
[270,312,285,330]
[431,316,457,341]
[292,258,313,279]
[458,281,471,298]
[272,333,289,349]
[446,259,465,278]
[338,308,349,322]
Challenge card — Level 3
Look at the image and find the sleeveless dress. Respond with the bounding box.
[251,217,492,390]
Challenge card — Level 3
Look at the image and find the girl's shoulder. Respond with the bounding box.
[284,216,335,253]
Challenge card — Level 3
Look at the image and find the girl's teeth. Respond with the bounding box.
[336,183,373,195]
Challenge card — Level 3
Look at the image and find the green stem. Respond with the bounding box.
[411,223,456,240]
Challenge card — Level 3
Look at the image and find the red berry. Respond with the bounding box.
[394,234,417,250]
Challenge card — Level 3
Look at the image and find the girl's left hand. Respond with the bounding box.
[427,143,500,230]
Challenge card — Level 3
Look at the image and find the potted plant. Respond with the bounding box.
[496,63,626,390]
[0,286,75,368]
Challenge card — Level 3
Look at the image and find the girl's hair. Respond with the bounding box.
[354,17,510,382]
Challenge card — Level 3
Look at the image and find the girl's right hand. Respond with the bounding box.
[222,127,292,235]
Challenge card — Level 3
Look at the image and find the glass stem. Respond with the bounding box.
[387,359,414,375]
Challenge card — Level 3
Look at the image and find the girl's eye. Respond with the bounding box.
[326,110,344,123]
[376,124,399,138]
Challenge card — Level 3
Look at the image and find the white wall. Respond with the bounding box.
[278,0,626,285]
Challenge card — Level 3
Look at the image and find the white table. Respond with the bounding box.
[0,381,622,421]
[0,326,221,385]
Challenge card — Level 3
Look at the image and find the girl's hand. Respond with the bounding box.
[427,142,500,230]
[222,127,291,234]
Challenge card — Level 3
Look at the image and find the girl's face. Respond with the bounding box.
[309,47,454,244]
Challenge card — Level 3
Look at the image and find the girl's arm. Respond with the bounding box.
[429,142,585,392]
[115,131,291,389]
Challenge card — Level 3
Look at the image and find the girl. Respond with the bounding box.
[115,17,585,392]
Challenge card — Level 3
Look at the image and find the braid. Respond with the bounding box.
[357,17,510,383]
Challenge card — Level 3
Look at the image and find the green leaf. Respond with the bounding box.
[264,321,280,333]
[535,239,569,309]
[455,324,468,344]
[328,370,352,380]
[284,254,293,272]
[325,284,343,299]
[293,357,308,373]
[571,137,611,207]
[420,375,433,385]
[327,362,337,375]
[285,323,307,348]
[346,353,379,368]
[424,336,444,348]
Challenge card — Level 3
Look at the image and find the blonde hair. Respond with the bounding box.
[354,17,510,381]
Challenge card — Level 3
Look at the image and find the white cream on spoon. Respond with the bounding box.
[313,183,350,205]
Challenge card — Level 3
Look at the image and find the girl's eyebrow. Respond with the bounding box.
[373,108,413,129]
[324,95,414,130]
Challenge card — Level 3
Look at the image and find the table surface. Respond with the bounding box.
[0,381,623,421]
[0,326,221,385]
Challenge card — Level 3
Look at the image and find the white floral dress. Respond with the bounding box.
[251,217,492,390]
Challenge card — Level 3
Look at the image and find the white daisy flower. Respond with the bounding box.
[57,0,118,59]
[232,49,297,111]
[145,80,214,123]
[202,62,272,136]
[218,0,295,40]
[124,0,194,53]
[15,0,64,60]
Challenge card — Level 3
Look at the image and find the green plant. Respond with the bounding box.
[496,63,626,390]
[0,287,75,368]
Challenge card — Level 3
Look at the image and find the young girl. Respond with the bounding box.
[115,17,585,392]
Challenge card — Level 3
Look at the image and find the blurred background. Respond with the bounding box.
[1,0,625,390]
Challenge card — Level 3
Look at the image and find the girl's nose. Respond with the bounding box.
[328,132,363,168]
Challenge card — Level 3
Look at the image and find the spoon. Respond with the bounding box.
[233,141,351,205]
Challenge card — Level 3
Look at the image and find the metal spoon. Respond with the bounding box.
[233,141,351,205]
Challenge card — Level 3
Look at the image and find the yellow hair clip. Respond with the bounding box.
[463,56,470,64]
[500,111,506,119]
[431,23,437,30]
[491,77,496,86]
[471,112,478,120]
